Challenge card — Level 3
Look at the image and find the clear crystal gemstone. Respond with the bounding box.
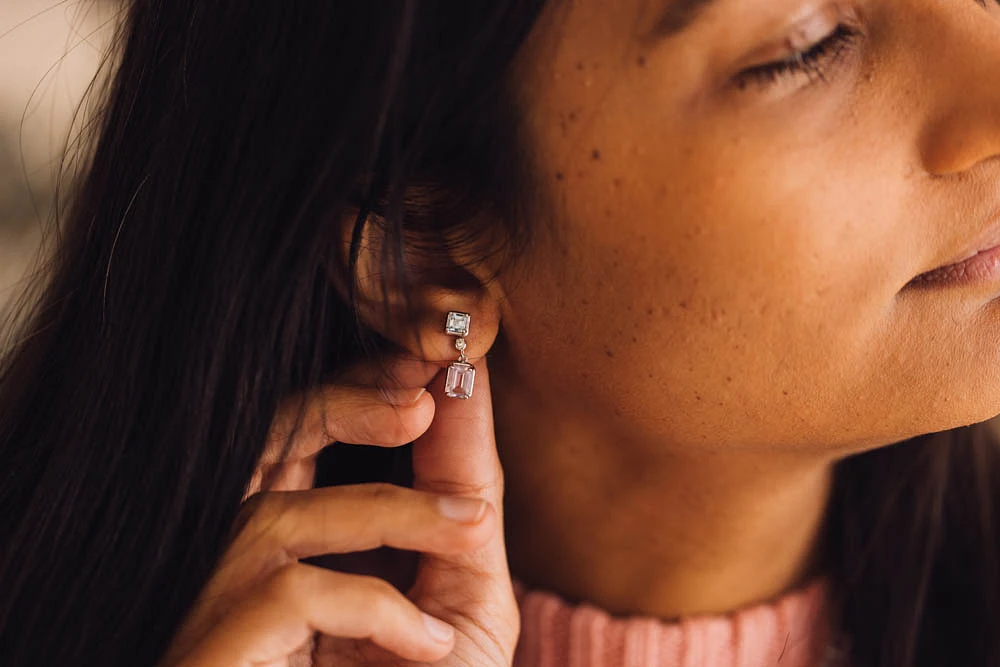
[454,337,467,351]
[445,362,475,399]
[445,311,470,336]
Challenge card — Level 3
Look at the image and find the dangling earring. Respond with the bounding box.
[444,311,475,399]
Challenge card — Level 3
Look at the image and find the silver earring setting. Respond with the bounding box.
[444,311,475,399]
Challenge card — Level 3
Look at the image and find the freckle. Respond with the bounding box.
[726,376,733,383]
[555,171,564,181]
[648,372,655,379]
[613,178,622,187]
[577,169,585,177]
[568,111,577,121]
[646,307,654,316]
[582,299,590,305]
[637,55,647,67]
[592,149,602,160]
[605,208,613,217]
[679,301,688,309]
[576,61,585,70]
[782,390,789,396]
[612,260,619,268]
[605,348,615,358]
[631,335,638,343]
[695,394,702,401]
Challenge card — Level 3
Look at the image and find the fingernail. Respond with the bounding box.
[437,496,487,523]
[382,387,426,406]
[422,612,454,644]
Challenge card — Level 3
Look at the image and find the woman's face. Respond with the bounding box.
[491,0,1000,453]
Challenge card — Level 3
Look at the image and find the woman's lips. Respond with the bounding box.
[908,243,1000,287]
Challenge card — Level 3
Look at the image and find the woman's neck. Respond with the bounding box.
[490,348,835,619]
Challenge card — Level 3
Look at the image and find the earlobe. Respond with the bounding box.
[397,286,503,368]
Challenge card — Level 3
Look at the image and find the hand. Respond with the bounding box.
[160,355,517,667]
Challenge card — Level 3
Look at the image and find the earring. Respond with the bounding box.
[444,311,475,399]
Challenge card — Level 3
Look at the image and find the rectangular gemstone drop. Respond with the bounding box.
[445,362,476,399]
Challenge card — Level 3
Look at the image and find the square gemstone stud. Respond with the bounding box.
[445,362,476,399]
[445,311,471,337]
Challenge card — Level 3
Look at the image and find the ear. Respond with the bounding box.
[330,210,506,366]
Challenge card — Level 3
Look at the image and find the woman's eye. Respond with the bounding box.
[733,24,860,92]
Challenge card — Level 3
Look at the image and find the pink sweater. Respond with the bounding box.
[512,577,838,667]
[290,576,838,666]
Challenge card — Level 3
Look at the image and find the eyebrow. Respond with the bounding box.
[649,0,721,40]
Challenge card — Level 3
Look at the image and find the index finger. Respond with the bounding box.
[262,356,442,466]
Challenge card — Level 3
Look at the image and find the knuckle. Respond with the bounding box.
[233,490,290,547]
[239,490,285,525]
[238,490,266,516]
[266,562,307,603]
[364,481,401,504]
[355,575,402,617]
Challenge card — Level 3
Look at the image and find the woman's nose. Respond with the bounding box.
[916,1,1000,176]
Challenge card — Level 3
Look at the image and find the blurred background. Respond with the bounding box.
[0,0,116,313]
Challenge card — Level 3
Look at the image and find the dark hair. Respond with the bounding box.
[0,2,998,666]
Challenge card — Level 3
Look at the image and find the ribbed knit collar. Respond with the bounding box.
[513,577,834,667]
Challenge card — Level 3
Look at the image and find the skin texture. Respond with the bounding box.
[372,0,1000,618]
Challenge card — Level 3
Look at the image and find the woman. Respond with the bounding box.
[3,0,1000,665]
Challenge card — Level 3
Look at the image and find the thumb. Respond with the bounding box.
[411,355,502,510]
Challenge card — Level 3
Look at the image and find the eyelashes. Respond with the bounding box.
[733,24,861,92]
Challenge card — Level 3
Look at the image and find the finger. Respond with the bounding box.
[411,356,502,507]
[177,563,456,666]
[262,384,434,466]
[335,355,442,391]
[236,483,495,561]
[406,356,516,646]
